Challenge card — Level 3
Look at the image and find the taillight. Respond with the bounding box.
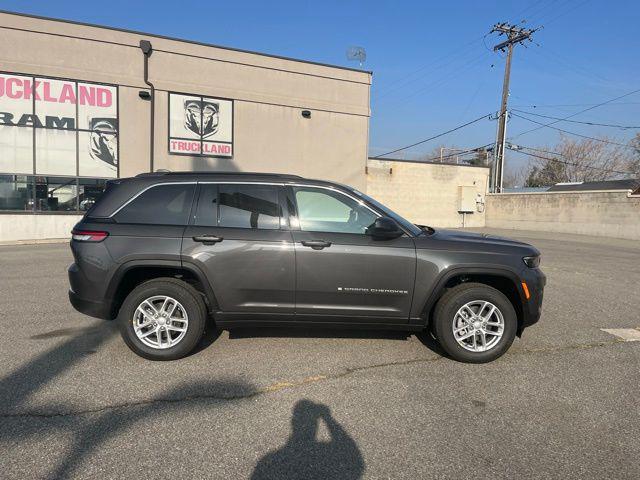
[71,230,109,242]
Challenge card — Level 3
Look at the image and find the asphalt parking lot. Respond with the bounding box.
[1,228,639,479]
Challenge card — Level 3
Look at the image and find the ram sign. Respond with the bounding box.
[0,73,118,177]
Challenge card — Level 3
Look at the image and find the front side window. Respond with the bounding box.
[217,184,281,229]
[293,187,377,234]
[115,184,195,225]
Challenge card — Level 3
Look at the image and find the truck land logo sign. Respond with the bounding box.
[0,73,118,177]
[169,93,233,158]
[184,99,218,138]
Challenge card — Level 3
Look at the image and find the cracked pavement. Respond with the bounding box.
[0,228,639,479]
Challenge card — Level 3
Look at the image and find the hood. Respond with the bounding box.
[417,228,540,256]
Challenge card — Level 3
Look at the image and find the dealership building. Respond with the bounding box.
[0,11,371,241]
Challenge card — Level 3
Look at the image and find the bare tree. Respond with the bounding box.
[628,132,640,177]
[524,135,632,186]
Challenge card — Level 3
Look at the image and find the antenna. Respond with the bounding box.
[346,46,366,68]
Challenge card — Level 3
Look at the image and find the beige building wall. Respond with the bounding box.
[0,11,371,190]
[366,159,490,228]
[485,190,640,240]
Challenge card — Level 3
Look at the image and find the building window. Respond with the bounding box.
[0,175,110,213]
[0,72,118,213]
[0,73,118,178]
[168,92,233,158]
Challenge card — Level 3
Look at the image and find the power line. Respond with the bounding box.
[372,36,486,100]
[510,112,636,148]
[510,146,635,176]
[510,88,640,139]
[370,114,491,159]
[373,143,495,164]
[374,52,492,107]
[511,109,640,129]
[511,102,640,108]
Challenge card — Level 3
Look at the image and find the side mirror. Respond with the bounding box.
[366,217,403,239]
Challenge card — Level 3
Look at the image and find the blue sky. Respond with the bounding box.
[3,0,638,170]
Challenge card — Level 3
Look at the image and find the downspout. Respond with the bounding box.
[139,40,155,172]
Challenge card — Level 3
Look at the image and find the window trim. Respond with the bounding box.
[110,180,414,236]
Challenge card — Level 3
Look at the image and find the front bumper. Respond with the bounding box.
[520,268,546,332]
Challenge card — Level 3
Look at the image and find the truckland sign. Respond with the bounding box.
[0,73,118,177]
[169,92,233,158]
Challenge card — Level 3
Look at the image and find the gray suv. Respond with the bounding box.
[68,172,545,363]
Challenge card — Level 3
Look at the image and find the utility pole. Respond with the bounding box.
[489,23,537,192]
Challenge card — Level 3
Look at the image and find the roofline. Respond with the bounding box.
[0,9,373,75]
[368,157,490,169]
[135,171,304,179]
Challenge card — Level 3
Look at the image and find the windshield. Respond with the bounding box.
[347,187,424,236]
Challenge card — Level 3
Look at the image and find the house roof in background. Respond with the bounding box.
[547,179,640,193]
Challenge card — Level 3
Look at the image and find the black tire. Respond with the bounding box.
[432,282,517,363]
[118,278,207,360]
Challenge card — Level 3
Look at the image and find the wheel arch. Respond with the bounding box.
[421,267,526,335]
[105,260,219,319]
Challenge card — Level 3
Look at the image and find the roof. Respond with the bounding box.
[136,171,303,180]
[0,10,372,75]
[546,179,640,192]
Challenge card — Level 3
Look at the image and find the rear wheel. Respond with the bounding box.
[433,282,517,363]
[118,278,206,360]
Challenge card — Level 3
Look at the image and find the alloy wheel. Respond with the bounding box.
[133,295,189,349]
[452,300,505,352]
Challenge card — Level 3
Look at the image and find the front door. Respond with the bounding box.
[182,183,295,314]
[289,185,416,322]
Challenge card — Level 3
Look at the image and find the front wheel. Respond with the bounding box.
[118,278,207,360]
[432,283,517,363]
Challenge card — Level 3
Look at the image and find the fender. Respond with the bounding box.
[414,265,526,326]
[104,259,219,318]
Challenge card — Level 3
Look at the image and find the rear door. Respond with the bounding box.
[182,182,295,314]
[289,185,416,322]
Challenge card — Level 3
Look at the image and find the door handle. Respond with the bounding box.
[192,235,224,244]
[301,240,332,250]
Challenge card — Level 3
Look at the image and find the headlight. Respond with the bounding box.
[523,255,540,268]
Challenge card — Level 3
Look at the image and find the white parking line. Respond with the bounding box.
[601,328,640,342]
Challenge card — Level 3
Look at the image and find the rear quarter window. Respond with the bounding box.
[114,184,195,225]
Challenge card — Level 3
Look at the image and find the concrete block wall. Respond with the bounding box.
[485,190,640,240]
[366,159,490,228]
[0,215,81,244]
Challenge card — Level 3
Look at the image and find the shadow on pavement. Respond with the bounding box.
[251,399,365,480]
[414,330,449,358]
[49,379,258,479]
[0,322,118,415]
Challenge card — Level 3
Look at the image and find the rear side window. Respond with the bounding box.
[206,184,281,229]
[114,184,195,225]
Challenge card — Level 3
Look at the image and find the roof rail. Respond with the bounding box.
[134,171,304,179]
